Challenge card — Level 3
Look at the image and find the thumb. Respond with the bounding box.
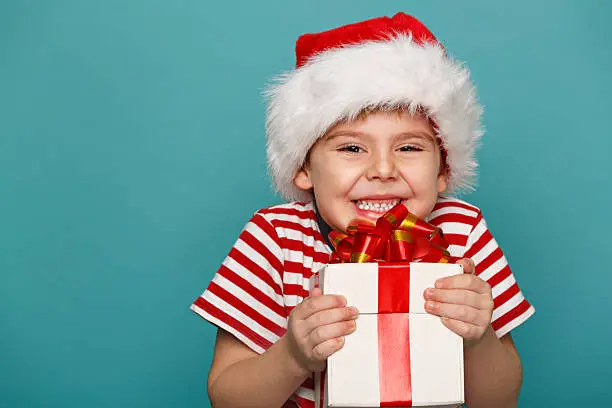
[456,258,476,275]
[310,287,323,297]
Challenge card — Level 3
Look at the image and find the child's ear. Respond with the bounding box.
[437,172,448,194]
[293,167,314,191]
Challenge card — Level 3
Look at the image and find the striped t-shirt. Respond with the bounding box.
[191,196,534,408]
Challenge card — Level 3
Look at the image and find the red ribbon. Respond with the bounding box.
[379,313,411,406]
[378,264,412,406]
[329,203,458,264]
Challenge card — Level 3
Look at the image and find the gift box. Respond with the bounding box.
[311,262,464,408]
[309,204,466,408]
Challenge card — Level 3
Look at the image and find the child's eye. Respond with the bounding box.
[399,145,423,152]
[338,144,364,153]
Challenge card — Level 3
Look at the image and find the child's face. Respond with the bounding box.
[294,110,447,232]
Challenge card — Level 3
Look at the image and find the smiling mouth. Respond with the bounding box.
[352,199,403,213]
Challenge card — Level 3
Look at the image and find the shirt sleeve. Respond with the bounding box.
[462,211,535,338]
[190,211,288,354]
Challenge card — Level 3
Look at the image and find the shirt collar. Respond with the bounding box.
[313,200,334,250]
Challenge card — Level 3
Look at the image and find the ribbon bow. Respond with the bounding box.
[329,204,457,264]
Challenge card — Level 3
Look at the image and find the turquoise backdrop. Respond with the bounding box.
[1,1,611,407]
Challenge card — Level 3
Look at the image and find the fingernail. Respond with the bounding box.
[435,280,443,288]
[339,296,347,305]
[426,301,436,310]
[424,288,434,298]
[350,306,359,316]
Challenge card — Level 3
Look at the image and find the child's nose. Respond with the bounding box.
[365,153,399,181]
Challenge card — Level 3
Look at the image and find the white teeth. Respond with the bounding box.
[356,200,401,213]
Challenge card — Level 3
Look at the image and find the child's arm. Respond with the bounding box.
[424,258,522,408]
[207,289,358,408]
[463,329,522,407]
[206,329,308,408]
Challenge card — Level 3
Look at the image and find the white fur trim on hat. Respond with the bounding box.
[265,35,483,202]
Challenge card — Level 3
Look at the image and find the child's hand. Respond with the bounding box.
[284,288,358,373]
[423,258,494,346]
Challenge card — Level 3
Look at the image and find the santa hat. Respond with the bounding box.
[265,12,483,202]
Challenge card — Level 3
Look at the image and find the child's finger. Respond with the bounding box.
[455,258,476,275]
[311,336,346,361]
[434,274,491,295]
[424,288,491,311]
[294,294,347,320]
[309,320,356,350]
[310,288,323,297]
[305,306,359,334]
[425,301,488,326]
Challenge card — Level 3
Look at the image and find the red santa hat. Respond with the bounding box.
[265,12,483,202]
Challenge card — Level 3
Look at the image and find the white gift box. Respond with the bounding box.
[311,262,465,408]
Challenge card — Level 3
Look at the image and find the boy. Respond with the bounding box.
[192,13,534,408]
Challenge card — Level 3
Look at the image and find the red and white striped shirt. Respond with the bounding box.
[191,197,534,408]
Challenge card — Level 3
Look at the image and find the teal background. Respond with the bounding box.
[1,1,610,406]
